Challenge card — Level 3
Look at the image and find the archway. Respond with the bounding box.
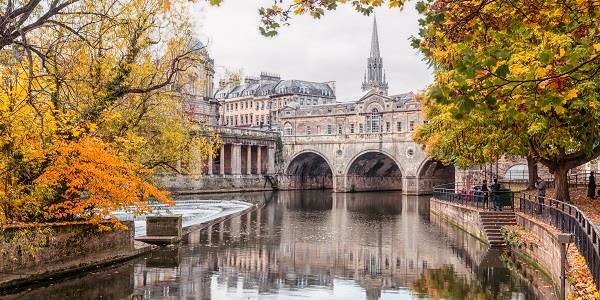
[504,164,528,180]
[285,151,333,189]
[346,152,403,192]
[417,160,455,194]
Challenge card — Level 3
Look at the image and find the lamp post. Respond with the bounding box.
[558,233,574,300]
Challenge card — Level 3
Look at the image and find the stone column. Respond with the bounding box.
[219,145,225,175]
[207,154,213,175]
[232,144,242,175]
[246,145,252,175]
[267,147,275,174]
[257,146,262,175]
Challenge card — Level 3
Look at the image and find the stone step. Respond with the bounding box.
[480,216,516,220]
[481,222,517,226]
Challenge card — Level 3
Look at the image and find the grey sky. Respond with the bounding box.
[192,1,433,98]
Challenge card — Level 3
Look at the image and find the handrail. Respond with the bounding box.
[432,182,600,289]
[514,192,600,289]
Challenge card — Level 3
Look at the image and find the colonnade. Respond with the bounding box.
[204,143,275,175]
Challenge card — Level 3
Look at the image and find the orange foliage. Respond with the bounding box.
[32,137,172,229]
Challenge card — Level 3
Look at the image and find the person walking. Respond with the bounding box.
[491,178,501,211]
[535,178,547,214]
[481,180,489,208]
[588,171,597,199]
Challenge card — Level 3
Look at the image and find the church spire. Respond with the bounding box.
[362,15,388,95]
[370,15,380,58]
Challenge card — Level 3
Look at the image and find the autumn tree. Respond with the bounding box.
[248,0,600,202]
[0,0,220,225]
[410,0,600,202]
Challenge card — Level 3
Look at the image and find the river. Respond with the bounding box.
[3,191,556,299]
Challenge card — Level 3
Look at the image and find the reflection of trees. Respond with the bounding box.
[411,266,493,300]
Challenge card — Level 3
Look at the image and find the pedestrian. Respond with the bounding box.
[588,171,596,199]
[491,178,501,211]
[481,180,489,208]
[535,178,547,214]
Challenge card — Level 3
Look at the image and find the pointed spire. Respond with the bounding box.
[370,15,381,58]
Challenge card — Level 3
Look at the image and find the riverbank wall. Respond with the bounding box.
[430,198,570,297]
[0,221,150,292]
[158,174,276,194]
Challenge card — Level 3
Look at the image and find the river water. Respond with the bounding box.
[4,191,556,299]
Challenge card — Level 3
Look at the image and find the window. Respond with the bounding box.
[396,122,402,132]
[386,122,390,132]
[350,123,355,134]
[327,124,333,135]
[283,123,294,136]
[338,124,343,134]
[367,108,381,133]
[316,126,320,134]
[359,123,364,133]
[409,120,415,131]
[306,126,311,135]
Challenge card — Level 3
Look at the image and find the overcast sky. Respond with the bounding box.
[190,0,433,98]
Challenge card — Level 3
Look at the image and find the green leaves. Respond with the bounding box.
[495,64,509,78]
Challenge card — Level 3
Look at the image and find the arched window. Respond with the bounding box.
[505,164,528,180]
[367,108,381,133]
[283,123,294,136]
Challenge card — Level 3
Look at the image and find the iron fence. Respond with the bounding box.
[514,192,600,290]
[432,181,600,289]
[432,183,514,211]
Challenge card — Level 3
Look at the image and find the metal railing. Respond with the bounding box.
[432,182,600,289]
[514,192,600,289]
[432,183,515,210]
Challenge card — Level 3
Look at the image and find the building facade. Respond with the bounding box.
[173,39,219,125]
[214,73,336,129]
[276,16,456,194]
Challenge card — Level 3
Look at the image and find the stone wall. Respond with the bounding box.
[158,174,275,193]
[429,199,487,243]
[513,213,572,295]
[0,221,140,290]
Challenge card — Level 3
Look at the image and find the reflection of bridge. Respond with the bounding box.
[127,192,528,300]
[278,92,454,194]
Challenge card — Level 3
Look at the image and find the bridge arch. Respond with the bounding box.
[284,150,334,189]
[345,150,404,192]
[416,160,455,194]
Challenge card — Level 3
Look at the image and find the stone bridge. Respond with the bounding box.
[280,132,454,195]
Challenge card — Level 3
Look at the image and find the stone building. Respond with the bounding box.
[214,73,336,129]
[277,16,455,194]
[172,39,219,125]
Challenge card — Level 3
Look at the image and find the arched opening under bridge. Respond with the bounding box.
[285,152,333,189]
[346,152,403,192]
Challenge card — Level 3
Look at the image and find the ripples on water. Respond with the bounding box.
[3,191,555,300]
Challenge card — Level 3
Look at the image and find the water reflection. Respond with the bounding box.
[3,191,554,299]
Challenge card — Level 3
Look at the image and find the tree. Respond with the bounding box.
[410,0,600,202]
[250,0,600,202]
[0,0,220,225]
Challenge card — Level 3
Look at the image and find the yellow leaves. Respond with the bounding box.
[509,64,527,76]
[559,48,566,58]
[535,66,547,78]
[594,43,600,53]
[565,89,578,101]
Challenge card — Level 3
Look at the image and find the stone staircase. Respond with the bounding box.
[479,211,517,248]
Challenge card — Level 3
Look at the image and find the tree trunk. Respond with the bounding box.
[554,166,570,202]
[527,156,538,190]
